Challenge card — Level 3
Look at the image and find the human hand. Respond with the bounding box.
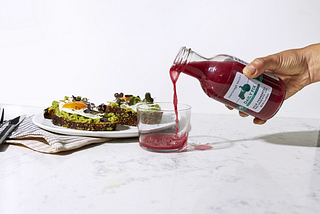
[228,43,320,124]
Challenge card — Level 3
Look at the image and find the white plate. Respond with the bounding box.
[138,112,177,133]
[32,113,138,138]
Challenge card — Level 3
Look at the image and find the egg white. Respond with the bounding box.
[119,103,139,112]
[59,101,104,119]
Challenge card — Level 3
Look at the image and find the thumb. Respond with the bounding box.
[243,56,279,79]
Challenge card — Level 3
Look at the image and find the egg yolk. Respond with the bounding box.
[62,101,87,110]
[120,97,131,101]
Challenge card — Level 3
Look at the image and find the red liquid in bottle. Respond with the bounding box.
[170,59,285,120]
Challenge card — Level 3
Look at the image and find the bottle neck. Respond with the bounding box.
[171,47,207,80]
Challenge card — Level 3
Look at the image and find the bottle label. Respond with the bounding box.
[264,71,280,81]
[224,72,272,113]
[234,57,249,66]
[234,56,280,81]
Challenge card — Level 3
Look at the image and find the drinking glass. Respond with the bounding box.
[137,102,191,152]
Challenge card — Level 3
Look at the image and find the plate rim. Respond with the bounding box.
[32,113,138,138]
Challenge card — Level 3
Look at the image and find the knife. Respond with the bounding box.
[0,114,26,146]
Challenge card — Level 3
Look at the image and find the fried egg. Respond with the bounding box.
[59,101,104,119]
[119,102,139,112]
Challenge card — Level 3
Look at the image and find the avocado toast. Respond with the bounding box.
[44,96,119,131]
[104,92,160,126]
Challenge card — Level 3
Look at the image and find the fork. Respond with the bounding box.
[0,108,4,128]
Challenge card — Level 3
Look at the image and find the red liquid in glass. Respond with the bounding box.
[139,133,188,151]
[170,60,285,120]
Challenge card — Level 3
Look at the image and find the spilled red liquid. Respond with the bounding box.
[192,143,213,150]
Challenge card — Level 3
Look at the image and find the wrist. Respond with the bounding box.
[302,44,320,84]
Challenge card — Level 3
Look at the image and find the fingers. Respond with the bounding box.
[225,105,233,110]
[239,111,249,117]
[253,117,267,125]
[225,105,249,118]
[243,55,279,79]
[225,105,266,124]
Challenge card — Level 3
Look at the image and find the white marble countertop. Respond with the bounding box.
[0,104,319,214]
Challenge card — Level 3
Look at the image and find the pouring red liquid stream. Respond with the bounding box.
[170,68,180,134]
[139,67,187,152]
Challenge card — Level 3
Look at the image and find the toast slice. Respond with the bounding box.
[105,92,157,126]
[51,110,118,131]
[44,96,119,131]
[104,105,137,126]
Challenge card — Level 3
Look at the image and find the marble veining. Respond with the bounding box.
[0,111,319,214]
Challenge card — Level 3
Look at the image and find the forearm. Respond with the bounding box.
[301,43,320,84]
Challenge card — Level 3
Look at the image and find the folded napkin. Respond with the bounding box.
[0,116,113,153]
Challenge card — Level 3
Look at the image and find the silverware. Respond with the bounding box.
[0,114,26,146]
[0,108,4,128]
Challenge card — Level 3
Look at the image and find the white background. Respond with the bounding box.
[1,0,319,119]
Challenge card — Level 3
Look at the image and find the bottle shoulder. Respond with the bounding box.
[203,60,236,82]
[209,54,235,62]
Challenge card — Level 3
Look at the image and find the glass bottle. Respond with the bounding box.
[170,47,286,120]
